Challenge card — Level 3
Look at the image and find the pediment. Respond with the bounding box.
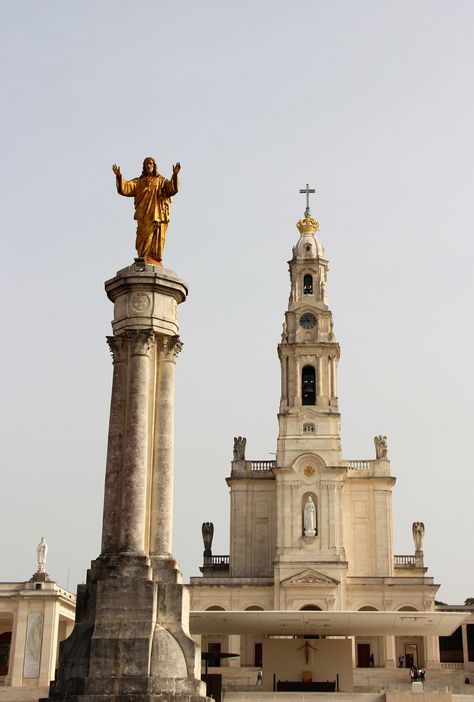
[281,568,339,587]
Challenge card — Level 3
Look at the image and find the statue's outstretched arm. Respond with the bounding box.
[113,164,136,197]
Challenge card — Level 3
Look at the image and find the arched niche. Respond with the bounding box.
[299,604,322,611]
[293,452,326,476]
[359,605,379,611]
[302,492,318,536]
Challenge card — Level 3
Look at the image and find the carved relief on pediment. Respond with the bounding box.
[281,568,339,587]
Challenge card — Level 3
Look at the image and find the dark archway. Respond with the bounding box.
[0,632,12,676]
[302,366,316,405]
[303,274,313,295]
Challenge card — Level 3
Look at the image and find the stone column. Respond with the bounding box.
[228,635,240,665]
[101,335,127,555]
[280,355,288,407]
[425,634,441,669]
[44,263,208,702]
[351,636,356,668]
[295,358,301,406]
[317,354,323,403]
[150,335,182,559]
[334,483,344,549]
[7,603,28,686]
[119,329,154,555]
[331,356,337,398]
[329,356,333,398]
[38,601,60,686]
[327,484,336,548]
[385,635,396,669]
[320,484,329,550]
[462,624,469,667]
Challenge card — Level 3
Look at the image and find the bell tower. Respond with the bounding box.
[277,187,342,468]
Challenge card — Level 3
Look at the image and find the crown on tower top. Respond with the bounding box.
[296,212,319,235]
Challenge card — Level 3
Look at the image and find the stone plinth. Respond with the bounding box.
[43,261,209,702]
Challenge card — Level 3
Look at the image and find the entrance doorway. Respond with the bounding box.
[405,644,418,668]
[0,632,12,676]
[357,643,371,668]
[208,642,221,667]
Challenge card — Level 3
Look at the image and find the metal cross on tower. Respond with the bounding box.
[299,183,316,216]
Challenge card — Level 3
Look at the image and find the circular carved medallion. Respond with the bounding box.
[132,293,150,311]
[304,465,315,477]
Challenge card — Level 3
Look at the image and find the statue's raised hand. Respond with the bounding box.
[172,162,181,176]
[112,164,121,177]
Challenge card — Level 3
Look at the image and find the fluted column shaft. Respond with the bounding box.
[101,336,127,554]
[150,335,181,557]
[331,356,338,397]
[317,355,323,403]
[119,330,153,554]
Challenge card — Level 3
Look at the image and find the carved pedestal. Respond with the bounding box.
[43,261,208,702]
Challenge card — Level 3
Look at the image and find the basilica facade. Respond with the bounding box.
[188,203,449,678]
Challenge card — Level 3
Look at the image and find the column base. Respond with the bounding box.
[42,691,208,702]
[44,680,207,701]
[43,555,208,702]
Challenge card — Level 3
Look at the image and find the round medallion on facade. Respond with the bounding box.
[304,465,315,477]
[299,312,317,329]
[131,293,151,312]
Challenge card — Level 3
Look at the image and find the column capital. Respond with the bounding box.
[157,334,183,360]
[326,483,337,493]
[126,329,155,356]
[106,335,127,364]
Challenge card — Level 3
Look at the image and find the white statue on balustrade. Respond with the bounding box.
[412,521,425,552]
[37,537,48,573]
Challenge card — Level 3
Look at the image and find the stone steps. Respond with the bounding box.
[214,666,473,695]
[224,694,385,702]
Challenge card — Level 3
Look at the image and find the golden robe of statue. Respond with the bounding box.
[113,157,180,266]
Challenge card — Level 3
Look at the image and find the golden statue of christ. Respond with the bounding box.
[113,156,180,266]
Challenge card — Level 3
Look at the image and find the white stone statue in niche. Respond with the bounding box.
[304,496,316,537]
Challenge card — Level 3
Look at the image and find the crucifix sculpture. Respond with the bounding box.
[297,640,319,664]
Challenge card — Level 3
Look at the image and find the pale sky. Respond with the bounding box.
[1,1,473,604]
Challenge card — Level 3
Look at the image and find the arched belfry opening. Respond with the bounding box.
[302,365,316,405]
[303,274,313,295]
